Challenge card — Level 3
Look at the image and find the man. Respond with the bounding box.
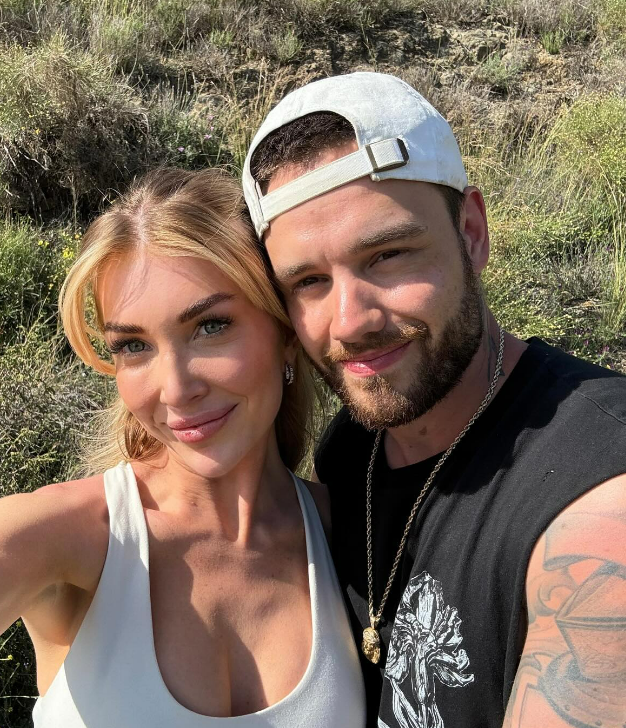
[242,72,626,728]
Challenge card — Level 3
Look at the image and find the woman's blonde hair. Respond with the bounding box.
[60,167,317,474]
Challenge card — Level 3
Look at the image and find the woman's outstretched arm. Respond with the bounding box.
[0,478,108,636]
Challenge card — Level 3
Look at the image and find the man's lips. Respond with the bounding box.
[167,405,236,443]
[340,341,411,376]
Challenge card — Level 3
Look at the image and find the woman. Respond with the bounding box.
[0,169,365,726]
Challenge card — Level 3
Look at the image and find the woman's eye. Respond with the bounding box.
[127,341,146,353]
[199,318,231,336]
[109,339,147,356]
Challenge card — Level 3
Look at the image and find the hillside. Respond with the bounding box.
[0,1,625,724]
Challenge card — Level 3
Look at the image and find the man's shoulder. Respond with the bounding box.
[528,338,626,426]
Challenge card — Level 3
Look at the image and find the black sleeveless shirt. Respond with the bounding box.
[314,338,626,728]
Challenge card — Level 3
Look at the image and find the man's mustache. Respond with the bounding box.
[321,321,429,367]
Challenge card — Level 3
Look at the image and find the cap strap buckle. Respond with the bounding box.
[259,138,408,225]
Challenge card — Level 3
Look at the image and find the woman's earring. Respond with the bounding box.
[285,363,294,386]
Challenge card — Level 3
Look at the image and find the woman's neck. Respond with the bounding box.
[133,436,299,548]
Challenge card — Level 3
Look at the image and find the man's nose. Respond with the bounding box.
[158,349,207,408]
[328,276,386,344]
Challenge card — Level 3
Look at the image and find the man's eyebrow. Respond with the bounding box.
[348,221,428,255]
[275,261,317,284]
[103,293,235,333]
[274,221,428,284]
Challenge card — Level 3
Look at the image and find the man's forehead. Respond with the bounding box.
[264,175,439,249]
[265,140,359,195]
[268,214,429,285]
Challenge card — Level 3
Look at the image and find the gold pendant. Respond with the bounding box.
[362,626,381,664]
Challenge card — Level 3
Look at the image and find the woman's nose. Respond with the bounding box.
[158,349,208,408]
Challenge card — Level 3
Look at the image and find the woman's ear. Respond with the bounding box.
[283,328,299,364]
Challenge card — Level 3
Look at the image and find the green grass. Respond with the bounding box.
[597,0,626,45]
[477,94,626,369]
[540,28,566,54]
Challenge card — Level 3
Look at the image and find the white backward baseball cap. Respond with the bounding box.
[242,71,468,239]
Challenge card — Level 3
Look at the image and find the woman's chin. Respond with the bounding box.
[160,438,251,481]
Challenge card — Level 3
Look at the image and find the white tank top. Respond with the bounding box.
[33,462,365,727]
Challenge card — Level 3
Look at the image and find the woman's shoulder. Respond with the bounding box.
[35,473,108,527]
[0,474,110,635]
[1,473,108,526]
[1,474,110,590]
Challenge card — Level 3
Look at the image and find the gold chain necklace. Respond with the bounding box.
[362,327,505,664]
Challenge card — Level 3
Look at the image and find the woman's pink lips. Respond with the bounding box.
[341,341,411,376]
[169,405,236,444]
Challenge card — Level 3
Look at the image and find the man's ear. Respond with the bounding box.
[460,186,490,274]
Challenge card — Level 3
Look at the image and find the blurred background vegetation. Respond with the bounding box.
[0,0,625,724]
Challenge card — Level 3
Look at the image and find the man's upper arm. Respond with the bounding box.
[503,472,626,728]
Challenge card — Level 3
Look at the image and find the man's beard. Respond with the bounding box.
[315,249,484,430]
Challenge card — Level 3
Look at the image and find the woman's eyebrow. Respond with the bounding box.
[104,293,235,333]
[103,322,144,334]
[177,293,235,323]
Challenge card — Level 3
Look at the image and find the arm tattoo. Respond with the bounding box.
[503,477,626,728]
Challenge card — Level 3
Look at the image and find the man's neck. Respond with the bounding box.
[384,315,527,469]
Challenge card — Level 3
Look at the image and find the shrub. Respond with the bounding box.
[596,0,626,45]
[0,223,78,350]
[0,34,150,220]
[472,50,525,93]
[260,0,415,37]
[540,28,566,53]
[271,27,303,62]
[146,84,226,169]
[417,0,488,23]
[0,33,224,222]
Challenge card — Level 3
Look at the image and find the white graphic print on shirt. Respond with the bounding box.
[378,572,474,728]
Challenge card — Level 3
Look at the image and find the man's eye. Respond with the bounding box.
[294,276,322,291]
[375,250,403,263]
